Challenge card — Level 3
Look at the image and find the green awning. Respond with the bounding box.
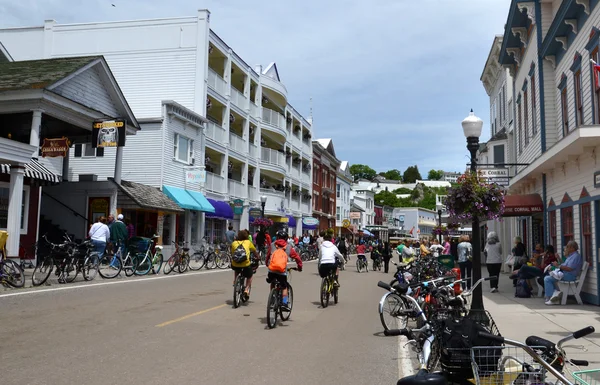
[162,185,215,213]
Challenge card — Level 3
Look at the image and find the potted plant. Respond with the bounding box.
[286,116,292,124]
[444,171,505,222]
[432,225,449,236]
[253,217,273,227]
[294,125,301,134]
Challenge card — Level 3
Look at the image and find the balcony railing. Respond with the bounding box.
[260,187,285,197]
[260,147,286,169]
[290,164,301,180]
[229,132,246,153]
[248,186,258,201]
[205,171,225,193]
[207,68,227,96]
[262,108,286,131]
[249,102,258,118]
[206,121,226,143]
[230,87,248,110]
[249,143,257,158]
[302,138,312,154]
[228,179,246,198]
[301,201,310,213]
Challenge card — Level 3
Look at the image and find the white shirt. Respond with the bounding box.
[318,241,344,265]
[89,222,110,243]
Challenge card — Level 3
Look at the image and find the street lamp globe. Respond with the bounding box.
[462,109,483,139]
[260,195,267,204]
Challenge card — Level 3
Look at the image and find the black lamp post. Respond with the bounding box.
[437,209,443,243]
[260,195,267,218]
[462,109,484,311]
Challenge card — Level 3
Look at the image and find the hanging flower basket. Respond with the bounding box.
[447,222,461,231]
[432,225,449,236]
[445,171,505,222]
[228,161,233,171]
[294,125,301,133]
[262,96,269,105]
[252,217,273,227]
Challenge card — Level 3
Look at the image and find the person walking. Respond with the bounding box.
[457,235,473,290]
[484,231,502,293]
[382,241,391,273]
[88,216,110,259]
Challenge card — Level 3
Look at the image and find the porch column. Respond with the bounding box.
[240,201,250,230]
[62,147,70,182]
[6,166,25,258]
[295,216,302,237]
[169,213,177,244]
[196,211,204,245]
[30,109,43,157]
[184,210,192,245]
[114,146,124,184]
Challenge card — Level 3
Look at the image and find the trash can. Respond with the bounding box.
[437,254,455,270]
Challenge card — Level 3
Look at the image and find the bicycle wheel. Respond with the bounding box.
[98,254,122,279]
[178,254,190,273]
[320,278,330,308]
[64,259,79,283]
[356,260,362,273]
[32,257,53,286]
[83,254,99,281]
[333,282,339,305]
[280,284,293,321]
[217,253,230,269]
[379,292,408,331]
[151,252,163,274]
[266,289,279,329]
[124,255,139,277]
[233,275,243,309]
[163,255,176,275]
[2,259,25,288]
[188,252,206,270]
[135,254,153,276]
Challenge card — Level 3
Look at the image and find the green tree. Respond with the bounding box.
[427,169,445,180]
[393,187,413,195]
[374,190,400,207]
[402,165,422,183]
[379,169,402,181]
[349,164,377,181]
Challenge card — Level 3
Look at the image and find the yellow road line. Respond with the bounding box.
[155,304,227,327]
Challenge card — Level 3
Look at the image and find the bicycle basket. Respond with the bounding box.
[127,237,151,254]
[574,369,600,385]
[471,346,548,385]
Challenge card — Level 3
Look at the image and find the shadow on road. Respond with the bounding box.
[372,331,387,337]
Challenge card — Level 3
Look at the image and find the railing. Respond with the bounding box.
[228,179,246,198]
[260,147,286,169]
[206,121,226,143]
[302,138,312,154]
[230,87,248,110]
[262,108,286,130]
[248,186,258,201]
[301,201,311,213]
[249,102,258,118]
[260,187,285,197]
[42,191,88,221]
[229,132,246,153]
[290,164,301,180]
[249,143,257,158]
[207,68,227,96]
[205,171,225,193]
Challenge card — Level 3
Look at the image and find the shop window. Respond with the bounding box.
[549,210,557,247]
[561,206,574,245]
[580,203,592,264]
[173,133,194,164]
[74,143,104,158]
[336,206,341,220]
[0,184,29,233]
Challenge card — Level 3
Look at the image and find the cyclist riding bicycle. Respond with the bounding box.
[335,236,348,262]
[356,243,367,265]
[231,229,260,300]
[266,231,303,309]
[318,233,344,287]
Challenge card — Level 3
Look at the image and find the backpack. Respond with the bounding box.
[232,242,248,264]
[515,278,532,298]
[268,247,288,273]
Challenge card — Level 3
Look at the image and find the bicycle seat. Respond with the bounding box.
[182,247,190,252]
[154,246,163,250]
[525,335,555,351]
[397,370,447,385]
[393,282,409,294]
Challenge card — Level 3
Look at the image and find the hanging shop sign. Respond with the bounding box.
[40,137,71,158]
[249,207,262,217]
[302,217,319,226]
[349,212,361,219]
[594,171,600,188]
[342,219,351,228]
[92,119,126,148]
[233,199,244,215]
[185,169,206,184]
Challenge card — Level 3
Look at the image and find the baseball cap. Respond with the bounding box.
[117,214,124,220]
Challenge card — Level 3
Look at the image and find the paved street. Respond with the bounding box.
[0,258,400,385]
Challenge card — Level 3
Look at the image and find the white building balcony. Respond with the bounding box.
[302,139,312,154]
[301,201,311,213]
[207,68,227,96]
[290,132,303,150]
[205,171,226,193]
[262,108,287,136]
[260,188,288,215]
[206,121,226,143]
[248,185,258,201]
[228,179,246,198]
[260,147,286,173]
[230,87,248,110]
[229,132,247,154]
[249,143,257,158]
[290,164,301,180]
[249,102,259,118]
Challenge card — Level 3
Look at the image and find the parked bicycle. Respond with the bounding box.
[0,239,25,288]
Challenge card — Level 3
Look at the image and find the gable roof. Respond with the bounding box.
[0,42,13,63]
[262,62,280,81]
[316,138,337,158]
[340,160,349,172]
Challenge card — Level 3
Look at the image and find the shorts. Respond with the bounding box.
[357,254,367,260]
[318,263,337,278]
[267,272,288,286]
[232,266,254,278]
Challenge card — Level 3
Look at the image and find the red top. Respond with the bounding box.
[356,244,366,254]
[265,233,272,247]
[541,253,558,270]
[265,239,303,270]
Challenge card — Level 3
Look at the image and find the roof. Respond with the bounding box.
[113,179,184,213]
[0,41,13,63]
[350,202,365,212]
[488,129,508,142]
[262,62,281,81]
[339,160,349,171]
[0,56,100,92]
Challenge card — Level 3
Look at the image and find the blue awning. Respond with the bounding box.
[162,185,215,212]
[302,222,318,230]
[206,198,234,220]
[361,229,374,237]
[187,189,216,213]
[287,215,296,227]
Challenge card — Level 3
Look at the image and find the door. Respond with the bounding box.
[88,197,110,230]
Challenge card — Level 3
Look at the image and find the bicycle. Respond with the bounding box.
[232,257,259,309]
[0,243,25,288]
[320,265,339,308]
[163,241,190,274]
[266,267,298,329]
[356,255,368,273]
[372,255,382,271]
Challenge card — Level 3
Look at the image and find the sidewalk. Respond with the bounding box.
[481,269,600,365]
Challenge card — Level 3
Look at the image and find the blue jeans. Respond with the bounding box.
[91,240,106,259]
[544,271,577,298]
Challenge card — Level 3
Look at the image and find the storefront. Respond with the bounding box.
[205,198,233,243]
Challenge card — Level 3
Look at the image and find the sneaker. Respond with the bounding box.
[550,290,562,300]
[490,288,498,293]
[545,300,559,306]
[334,281,340,288]
[550,293,562,303]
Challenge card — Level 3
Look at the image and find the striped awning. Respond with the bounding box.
[1,159,61,183]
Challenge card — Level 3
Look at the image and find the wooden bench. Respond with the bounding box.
[557,261,589,305]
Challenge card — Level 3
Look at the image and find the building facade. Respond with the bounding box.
[496,0,600,304]
[0,10,314,243]
[336,160,352,236]
[312,139,340,231]
[350,186,375,230]
[443,172,462,183]
[392,207,438,239]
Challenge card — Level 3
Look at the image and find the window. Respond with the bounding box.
[580,203,592,264]
[561,206,574,244]
[336,206,341,220]
[508,100,514,122]
[531,74,537,135]
[493,145,505,165]
[173,133,194,164]
[501,84,506,123]
[524,90,529,147]
[336,183,340,198]
[561,87,569,136]
[593,49,600,124]
[575,70,583,126]
[549,210,557,247]
[518,101,523,154]
[0,184,29,233]
[74,143,104,158]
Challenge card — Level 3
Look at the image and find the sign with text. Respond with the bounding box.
[249,207,262,217]
[302,217,319,226]
[479,168,510,186]
[233,199,244,215]
[350,212,361,219]
[92,119,126,148]
[594,171,600,188]
[40,137,70,157]
[503,205,543,216]
[185,169,206,184]
[342,219,351,228]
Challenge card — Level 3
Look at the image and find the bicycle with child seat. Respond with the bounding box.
[266,267,298,329]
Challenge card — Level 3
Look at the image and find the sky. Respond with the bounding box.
[0,0,510,175]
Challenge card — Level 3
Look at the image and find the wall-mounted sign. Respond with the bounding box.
[349,212,361,219]
[40,137,71,158]
[594,171,600,188]
[399,215,405,222]
[185,169,206,184]
[249,207,262,217]
[302,217,319,226]
[233,199,244,215]
[92,119,126,148]
[342,219,351,228]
